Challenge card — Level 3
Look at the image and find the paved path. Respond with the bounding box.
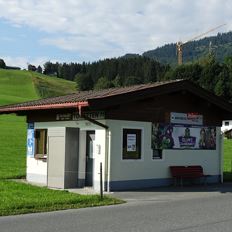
[1,184,232,232]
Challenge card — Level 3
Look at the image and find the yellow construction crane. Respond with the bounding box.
[177,23,226,65]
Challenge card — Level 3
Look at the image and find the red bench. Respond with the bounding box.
[169,165,208,186]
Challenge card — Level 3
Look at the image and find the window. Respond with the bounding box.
[35,129,47,159]
[122,129,142,160]
[225,121,230,126]
[152,149,163,160]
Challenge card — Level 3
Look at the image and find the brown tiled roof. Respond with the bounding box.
[1,79,232,114]
[0,79,182,111]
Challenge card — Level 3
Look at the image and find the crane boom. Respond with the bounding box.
[183,23,226,45]
[177,23,226,65]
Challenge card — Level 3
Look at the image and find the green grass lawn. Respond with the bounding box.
[31,72,76,98]
[0,69,39,105]
[0,115,27,179]
[223,139,232,181]
[223,139,232,172]
[0,69,39,179]
[0,180,123,216]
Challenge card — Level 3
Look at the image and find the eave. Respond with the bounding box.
[0,101,89,113]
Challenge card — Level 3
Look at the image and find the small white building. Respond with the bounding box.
[1,79,232,191]
[221,120,232,133]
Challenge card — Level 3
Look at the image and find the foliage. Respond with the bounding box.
[94,76,114,90]
[75,73,94,91]
[44,56,168,91]
[0,58,6,69]
[37,65,42,73]
[162,55,232,102]
[27,64,37,72]
[41,53,232,103]
[143,31,232,65]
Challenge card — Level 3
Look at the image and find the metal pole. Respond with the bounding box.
[100,162,103,199]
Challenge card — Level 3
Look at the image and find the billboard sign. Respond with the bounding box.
[151,123,216,150]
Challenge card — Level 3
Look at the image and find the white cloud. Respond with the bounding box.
[0,0,231,60]
[2,56,49,69]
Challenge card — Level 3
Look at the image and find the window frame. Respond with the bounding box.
[121,127,143,161]
[225,121,230,126]
[34,129,48,160]
[152,149,163,160]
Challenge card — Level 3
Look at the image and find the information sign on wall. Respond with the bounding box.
[56,111,105,121]
[170,112,203,125]
[27,123,34,157]
[127,134,136,152]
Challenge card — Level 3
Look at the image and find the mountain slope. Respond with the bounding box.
[0,69,38,105]
[143,31,232,65]
[0,69,76,105]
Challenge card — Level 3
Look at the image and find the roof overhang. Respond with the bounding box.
[0,101,89,113]
[88,80,232,114]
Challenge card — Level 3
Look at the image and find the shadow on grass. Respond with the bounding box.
[223,172,232,182]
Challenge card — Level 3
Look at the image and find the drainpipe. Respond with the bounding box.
[106,129,111,192]
[220,130,224,183]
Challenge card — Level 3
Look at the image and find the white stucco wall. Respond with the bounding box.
[27,157,47,185]
[93,129,106,191]
[26,120,107,190]
[222,120,232,132]
[107,120,221,182]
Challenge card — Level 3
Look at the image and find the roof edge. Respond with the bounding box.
[0,101,89,113]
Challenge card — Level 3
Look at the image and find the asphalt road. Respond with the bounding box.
[1,185,232,232]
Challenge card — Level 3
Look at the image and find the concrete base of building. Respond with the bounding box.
[109,175,221,191]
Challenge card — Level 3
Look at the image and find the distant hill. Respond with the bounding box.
[143,31,232,65]
[0,69,76,105]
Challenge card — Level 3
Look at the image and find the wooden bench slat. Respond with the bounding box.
[169,165,208,186]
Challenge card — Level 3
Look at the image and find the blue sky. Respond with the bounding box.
[0,0,231,68]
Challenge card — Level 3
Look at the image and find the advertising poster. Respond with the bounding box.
[127,134,136,151]
[151,123,216,150]
[27,123,34,157]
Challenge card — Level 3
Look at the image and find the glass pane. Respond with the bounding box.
[35,129,47,155]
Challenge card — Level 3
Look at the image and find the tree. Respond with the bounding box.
[0,59,6,69]
[75,73,94,91]
[37,65,42,73]
[43,61,58,76]
[112,74,123,87]
[124,76,143,86]
[28,64,37,71]
[94,77,114,90]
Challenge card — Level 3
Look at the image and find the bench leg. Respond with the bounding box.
[173,177,177,186]
[180,177,183,187]
[204,176,207,186]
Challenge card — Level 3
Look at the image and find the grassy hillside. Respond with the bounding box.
[0,69,76,105]
[31,72,77,98]
[0,69,39,105]
[0,69,76,179]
